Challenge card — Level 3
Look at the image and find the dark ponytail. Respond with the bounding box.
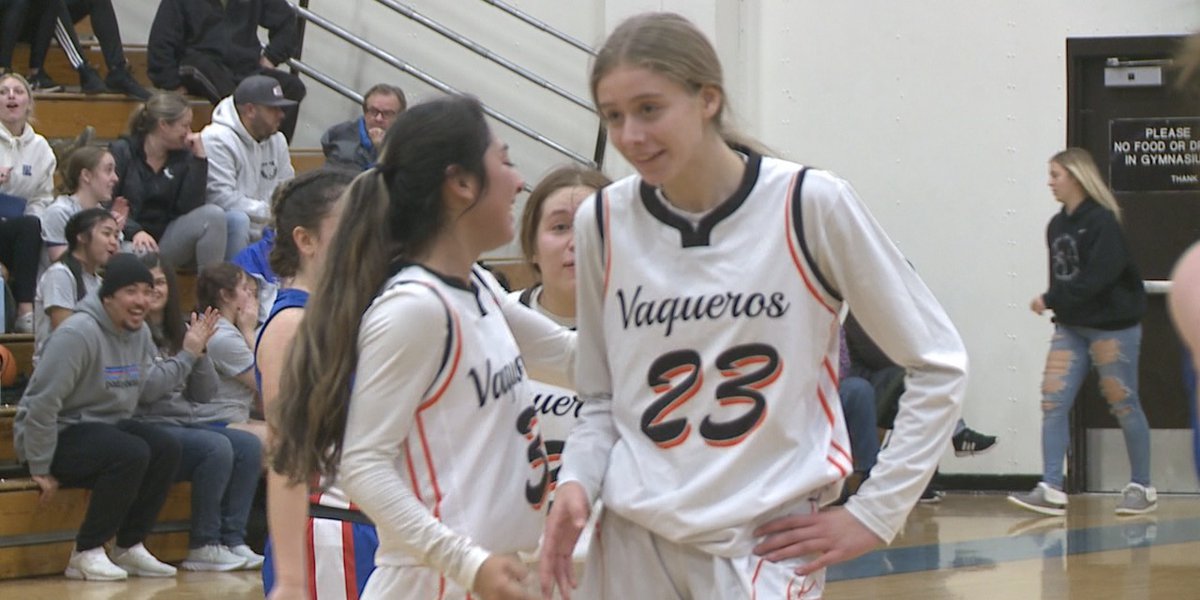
[60,207,117,301]
[271,95,493,484]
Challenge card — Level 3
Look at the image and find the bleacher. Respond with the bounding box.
[0,18,548,580]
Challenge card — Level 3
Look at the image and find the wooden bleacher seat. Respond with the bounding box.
[0,407,192,580]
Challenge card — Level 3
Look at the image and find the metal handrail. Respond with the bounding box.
[287,58,362,105]
[293,4,595,167]
[479,0,597,56]
[375,0,592,112]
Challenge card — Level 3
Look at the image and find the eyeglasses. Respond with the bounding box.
[365,108,398,119]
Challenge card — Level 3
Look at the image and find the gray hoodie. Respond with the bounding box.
[136,346,235,425]
[13,292,200,475]
[200,96,294,237]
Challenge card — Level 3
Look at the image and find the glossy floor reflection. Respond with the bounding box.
[827,493,1200,599]
[1,494,1196,599]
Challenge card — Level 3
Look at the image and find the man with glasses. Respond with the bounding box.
[321,84,407,171]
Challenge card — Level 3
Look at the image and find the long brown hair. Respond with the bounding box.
[590,12,766,155]
[270,95,492,484]
[139,252,185,354]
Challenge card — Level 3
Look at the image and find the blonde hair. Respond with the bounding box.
[0,73,35,124]
[590,12,765,154]
[1051,147,1122,221]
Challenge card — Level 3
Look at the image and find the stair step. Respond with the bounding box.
[33,92,212,139]
[13,42,153,90]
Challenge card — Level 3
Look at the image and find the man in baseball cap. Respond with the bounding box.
[200,74,297,256]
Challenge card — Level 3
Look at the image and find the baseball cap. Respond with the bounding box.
[233,75,298,108]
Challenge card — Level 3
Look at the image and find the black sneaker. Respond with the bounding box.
[105,65,150,100]
[918,485,944,504]
[78,64,108,94]
[28,70,63,92]
[953,427,998,457]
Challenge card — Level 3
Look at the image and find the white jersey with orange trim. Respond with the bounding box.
[560,152,967,557]
[338,264,567,594]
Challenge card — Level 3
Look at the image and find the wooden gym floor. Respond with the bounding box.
[1,492,1196,599]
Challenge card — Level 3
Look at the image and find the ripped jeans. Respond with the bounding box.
[1040,323,1151,489]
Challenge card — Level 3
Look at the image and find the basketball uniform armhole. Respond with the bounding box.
[790,168,843,303]
[377,279,458,398]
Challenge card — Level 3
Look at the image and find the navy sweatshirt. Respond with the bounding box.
[1042,198,1146,330]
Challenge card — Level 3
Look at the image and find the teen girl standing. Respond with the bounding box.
[539,13,967,600]
[255,168,374,600]
[1008,148,1155,517]
[271,95,573,600]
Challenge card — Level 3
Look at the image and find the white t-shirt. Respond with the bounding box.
[205,317,256,422]
[33,262,100,365]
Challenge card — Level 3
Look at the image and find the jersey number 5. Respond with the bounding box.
[516,407,550,510]
[641,343,781,449]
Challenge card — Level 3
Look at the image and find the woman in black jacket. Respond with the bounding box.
[109,91,229,269]
[1009,147,1155,518]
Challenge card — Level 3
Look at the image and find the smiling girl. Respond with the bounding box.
[540,13,967,600]
[42,146,120,262]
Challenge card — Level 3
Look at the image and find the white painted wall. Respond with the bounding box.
[115,0,1198,477]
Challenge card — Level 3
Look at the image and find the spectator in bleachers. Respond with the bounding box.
[41,146,118,262]
[24,0,150,98]
[33,207,118,365]
[193,262,266,443]
[111,91,235,268]
[0,1,30,78]
[147,0,305,141]
[320,83,407,171]
[13,253,183,581]
[201,76,295,257]
[134,253,264,572]
[0,72,53,332]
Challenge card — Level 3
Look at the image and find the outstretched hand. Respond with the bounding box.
[539,481,590,600]
[752,507,883,576]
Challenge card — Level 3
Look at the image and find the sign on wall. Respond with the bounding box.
[1109,118,1200,192]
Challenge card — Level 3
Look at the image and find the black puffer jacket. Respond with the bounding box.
[109,135,209,241]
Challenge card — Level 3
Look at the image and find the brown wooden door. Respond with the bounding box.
[1066,35,1200,493]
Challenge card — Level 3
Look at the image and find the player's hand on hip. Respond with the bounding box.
[539,481,590,600]
[752,507,883,575]
[475,554,537,600]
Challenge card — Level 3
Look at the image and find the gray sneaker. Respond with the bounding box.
[1115,483,1157,516]
[1007,482,1067,516]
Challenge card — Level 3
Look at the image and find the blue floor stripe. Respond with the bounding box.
[828,517,1200,581]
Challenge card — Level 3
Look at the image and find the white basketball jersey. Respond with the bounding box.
[587,155,851,555]
[359,265,549,565]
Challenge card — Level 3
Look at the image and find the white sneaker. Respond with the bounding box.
[228,544,265,570]
[112,543,177,577]
[13,311,32,334]
[180,544,246,571]
[1115,483,1158,515]
[65,547,128,581]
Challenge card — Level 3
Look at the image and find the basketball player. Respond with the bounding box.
[271,95,573,600]
[512,165,610,567]
[539,13,967,600]
[256,169,373,600]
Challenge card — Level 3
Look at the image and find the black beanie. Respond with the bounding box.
[100,253,154,298]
